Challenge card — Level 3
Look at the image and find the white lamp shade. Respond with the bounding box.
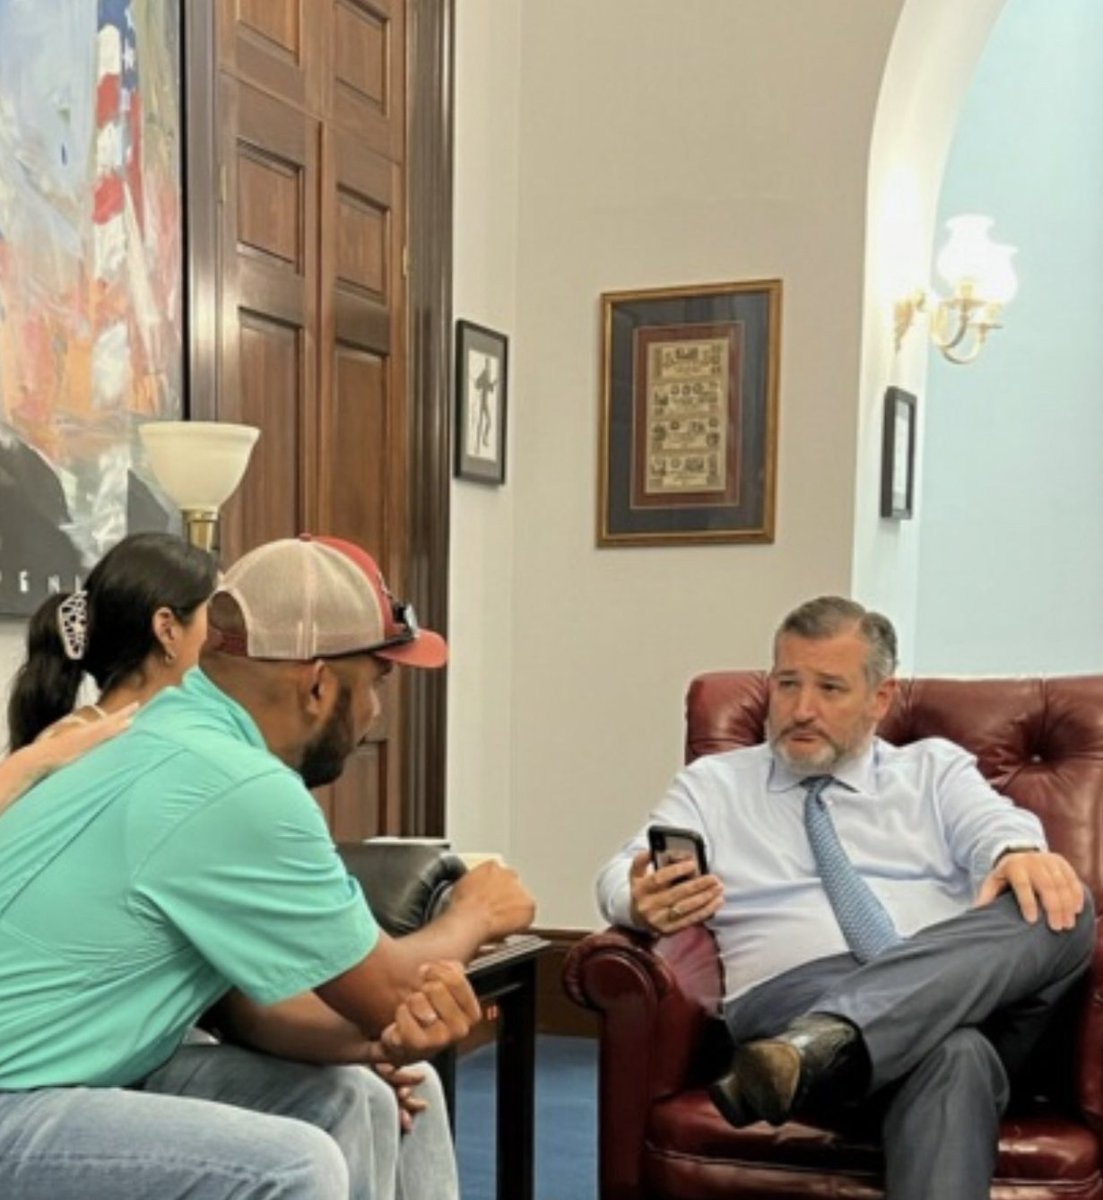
[936,214,996,288]
[139,421,259,511]
[980,243,1018,304]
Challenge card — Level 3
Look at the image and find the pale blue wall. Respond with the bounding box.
[914,0,1103,674]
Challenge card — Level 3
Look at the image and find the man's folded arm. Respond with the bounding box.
[314,860,536,1038]
[209,989,385,1064]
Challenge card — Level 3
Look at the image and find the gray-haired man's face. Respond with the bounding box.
[766,630,895,773]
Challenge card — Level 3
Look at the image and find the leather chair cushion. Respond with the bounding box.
[647,1096,1099,1180]
[337,841,468,938]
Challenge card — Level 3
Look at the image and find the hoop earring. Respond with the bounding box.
[163,649,176,666]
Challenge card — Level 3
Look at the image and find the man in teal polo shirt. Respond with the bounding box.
[0,535,535,1200]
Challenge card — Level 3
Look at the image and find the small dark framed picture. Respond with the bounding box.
[455,320,508,485]
[880,386,917,519]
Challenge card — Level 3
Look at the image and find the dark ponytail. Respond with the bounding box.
[7,594,85,750]
[7,532,217,750]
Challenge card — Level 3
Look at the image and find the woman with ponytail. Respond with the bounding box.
[7,531,217,750]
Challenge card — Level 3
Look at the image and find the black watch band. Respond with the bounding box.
[993,843,1042,867]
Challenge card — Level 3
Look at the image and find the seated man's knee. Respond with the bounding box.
[1062,886,1097,971]
[257,1119,349,1199]
[329,1064,396,1121]
[923,1029,1009,1106]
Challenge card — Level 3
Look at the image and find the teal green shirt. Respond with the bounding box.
[0,668,378,1089]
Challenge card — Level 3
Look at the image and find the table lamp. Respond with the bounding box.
[139,420,259,554]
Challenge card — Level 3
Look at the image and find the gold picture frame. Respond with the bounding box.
[598,280,780,547]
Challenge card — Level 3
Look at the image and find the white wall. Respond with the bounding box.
[851,0,1005,662]
[451,0,909,928]
[915,0,1103,674]
[446,0,523,857]
[0,626,26,741]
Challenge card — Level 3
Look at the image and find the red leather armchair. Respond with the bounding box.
[564,672,1103,1199]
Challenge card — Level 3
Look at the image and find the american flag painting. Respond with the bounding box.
[0,0,183,615]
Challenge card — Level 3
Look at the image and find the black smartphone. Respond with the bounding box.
[647,824,708,875]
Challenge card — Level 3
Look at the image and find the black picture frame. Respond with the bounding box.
[880,386,917,520]
[598,280,781,547]
[455,320,508,485]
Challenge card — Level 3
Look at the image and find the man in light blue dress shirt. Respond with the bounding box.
[596,596,1093,1200]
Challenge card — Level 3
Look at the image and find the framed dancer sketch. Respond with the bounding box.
[455,320,508,485]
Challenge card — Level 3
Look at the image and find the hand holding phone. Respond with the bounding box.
[647,824,708,876]
[630,825,722,936]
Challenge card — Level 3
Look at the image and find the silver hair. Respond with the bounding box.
[774,595,897,685]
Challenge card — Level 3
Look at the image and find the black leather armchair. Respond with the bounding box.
[337,840,468,937]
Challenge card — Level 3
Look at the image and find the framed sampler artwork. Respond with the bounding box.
[598,279,780,547]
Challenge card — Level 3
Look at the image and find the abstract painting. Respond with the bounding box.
[0,0,182,614]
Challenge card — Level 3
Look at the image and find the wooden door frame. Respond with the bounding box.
[182,0,453,835]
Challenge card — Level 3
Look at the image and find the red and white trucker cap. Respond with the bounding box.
[214,534,447,669]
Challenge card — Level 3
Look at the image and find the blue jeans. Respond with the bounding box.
[0,1041,458,1200]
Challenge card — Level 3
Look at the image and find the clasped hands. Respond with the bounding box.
[629,850,724,936]
[975,849,1085,930]
[375,960,481,1066]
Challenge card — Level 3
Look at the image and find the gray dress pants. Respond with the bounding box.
[723,892,1095,1200]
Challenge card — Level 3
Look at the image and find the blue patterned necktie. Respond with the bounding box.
[802,775,901,962]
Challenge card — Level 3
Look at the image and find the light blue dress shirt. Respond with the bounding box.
[595,737,1045,1002]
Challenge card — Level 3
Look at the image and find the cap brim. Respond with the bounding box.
[373,628,448,669]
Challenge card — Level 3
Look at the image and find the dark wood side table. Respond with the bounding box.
[437,933,550,1200]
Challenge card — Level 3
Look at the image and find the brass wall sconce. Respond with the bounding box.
[895,215,1018,365]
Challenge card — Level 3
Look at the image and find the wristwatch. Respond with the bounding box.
[993,842,1042,867]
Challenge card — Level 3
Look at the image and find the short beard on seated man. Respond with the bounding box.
[299,684,358,788]
[767,717,866,774]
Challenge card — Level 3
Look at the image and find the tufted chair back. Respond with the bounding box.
[565,672,1103,1200]
[686,672,1103,911]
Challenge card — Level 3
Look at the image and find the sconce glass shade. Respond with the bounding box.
[980,242,1018,305]
[139,421,259,551]
[935,214,1018,302]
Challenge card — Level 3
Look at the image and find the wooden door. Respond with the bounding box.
[184,0,451,837]
[210,0,409,837]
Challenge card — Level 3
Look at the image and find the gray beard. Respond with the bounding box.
[768,723,870,775]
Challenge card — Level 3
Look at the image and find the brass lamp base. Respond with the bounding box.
[182,509,220,555]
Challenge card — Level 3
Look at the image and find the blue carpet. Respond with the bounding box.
[456,1034,597,1200]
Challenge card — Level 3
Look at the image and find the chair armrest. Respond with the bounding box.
[1075,916,1103,1134]
[564,924,725,1200]
[337,841,468,938]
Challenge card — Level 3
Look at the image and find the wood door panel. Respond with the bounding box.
[328,0,404,160]
[220,313,305,558]
[319,129,403,543]
[316,123,405,834]
[205,0,427,840]
[326,347,387,554]
[219,76,319,560]
[218,0,321,112]
[238,0,299,52]
[237,151,303,269]
[336,190,387,300]
[233,83,314,277]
